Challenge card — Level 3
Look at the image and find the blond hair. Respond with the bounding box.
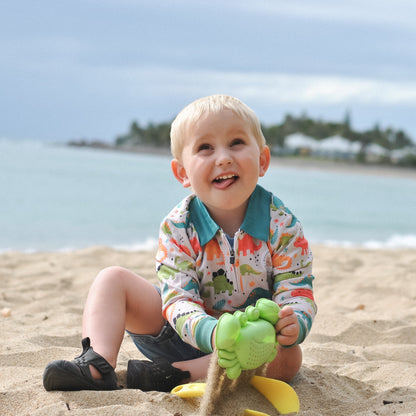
[170,95,266,160]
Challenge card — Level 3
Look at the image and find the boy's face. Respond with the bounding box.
[172,109,270,227]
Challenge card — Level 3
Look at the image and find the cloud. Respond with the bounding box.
[81,0,416,30]
[232,0,416,29]
[112,66,416,107]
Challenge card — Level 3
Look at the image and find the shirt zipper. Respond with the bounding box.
[221,230,240,291]
[230,248,235,264]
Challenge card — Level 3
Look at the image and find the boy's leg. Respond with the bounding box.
[172,354,212,382]
[173,345,301,384]
[43,266,165,391]
[265,344,302,383]
[82,266,165,377]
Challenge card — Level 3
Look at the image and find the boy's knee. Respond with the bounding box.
[95,266,130,285]
[280,344,302,368]
[266,344,302,382]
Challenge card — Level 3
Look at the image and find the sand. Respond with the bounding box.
[1,245,416,415]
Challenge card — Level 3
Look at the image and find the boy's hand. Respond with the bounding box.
[275,306,299,346]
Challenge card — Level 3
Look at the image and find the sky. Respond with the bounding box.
[1,0,416,143]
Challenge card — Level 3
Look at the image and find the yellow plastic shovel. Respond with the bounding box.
[171,375,299,415]
[250,376,300,414]
[171,382,205,398]
[243,410,270,416]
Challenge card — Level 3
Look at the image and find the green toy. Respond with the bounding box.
[215,298,280,379]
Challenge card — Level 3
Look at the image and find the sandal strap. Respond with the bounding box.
[74,337,114,376]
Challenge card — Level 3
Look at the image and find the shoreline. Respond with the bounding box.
[2,235,416,255]
[270,155,416,179]
[67,142,416,180]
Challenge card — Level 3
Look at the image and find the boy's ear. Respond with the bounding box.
[171,159,191,188]
[259,145,271,177]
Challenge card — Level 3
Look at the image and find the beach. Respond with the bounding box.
[1,245,415,415]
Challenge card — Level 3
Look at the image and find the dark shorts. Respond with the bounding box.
[125,285,209,363]
[126,321,208,363]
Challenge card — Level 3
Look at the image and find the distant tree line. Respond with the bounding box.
[115,121,171,148]
[115,111,413,152]
[262,112,413,151]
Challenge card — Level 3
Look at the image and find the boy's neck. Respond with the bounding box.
[206,201,249,237]
[220,221,241,237]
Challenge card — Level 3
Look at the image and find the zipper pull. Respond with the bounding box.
[230,249,235,264]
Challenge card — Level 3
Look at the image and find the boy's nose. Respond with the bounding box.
[216,149,233,166]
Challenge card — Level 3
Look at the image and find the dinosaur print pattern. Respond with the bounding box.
[239,264,262,276]
[237,233,263,256]
[294,236,309,255]
[156,185,316,352]
[205,269,234,295]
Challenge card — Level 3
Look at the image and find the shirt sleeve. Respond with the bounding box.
[269,197,317,345]
[156,217,217,353]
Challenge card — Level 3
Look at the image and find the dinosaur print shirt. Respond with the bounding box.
[156,185,316,353]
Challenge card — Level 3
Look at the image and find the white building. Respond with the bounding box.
[283,133,319,155]
[365,143,390,162]
[390,146,416,164]
[315,135,361,159]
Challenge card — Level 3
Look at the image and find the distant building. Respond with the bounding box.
[315,135,361,160]
[364,143,390,162]
[390,146,416,164]
[282,133,319,155]
[279,132,416,166]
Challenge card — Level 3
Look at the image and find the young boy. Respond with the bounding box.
[43,95,316,392]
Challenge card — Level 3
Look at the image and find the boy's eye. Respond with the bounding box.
[197,143,212,152]
[231,138,245,146]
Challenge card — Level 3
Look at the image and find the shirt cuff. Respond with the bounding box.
[195,316,218,353]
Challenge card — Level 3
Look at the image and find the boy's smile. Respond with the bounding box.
[172,109,270,234]
[212,173,238,189]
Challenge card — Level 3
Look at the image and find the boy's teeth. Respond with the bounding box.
[213,174,238,188]
[216,175,235,181]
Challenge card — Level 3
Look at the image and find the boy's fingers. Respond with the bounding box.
[276,313,296,330]
[277,322,300,345]
[279,322,298,336]
[278,305,294,318]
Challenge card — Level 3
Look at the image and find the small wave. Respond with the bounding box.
[113,238,158,252]
[362,234,416,249]
[0,238,159,254]
[2,235,415,255]
[316,234,416,249]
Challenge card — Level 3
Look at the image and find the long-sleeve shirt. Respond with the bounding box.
[156,185,316,353]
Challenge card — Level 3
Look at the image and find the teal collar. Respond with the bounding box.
[189,185,271,246]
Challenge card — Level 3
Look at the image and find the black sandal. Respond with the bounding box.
[43,337,118,391]
[127,358,190,392]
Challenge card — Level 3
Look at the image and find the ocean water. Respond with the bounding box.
[1,138,415,252]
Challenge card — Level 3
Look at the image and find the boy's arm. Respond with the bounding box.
[156,220,217,353]
[270,205,317,346]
